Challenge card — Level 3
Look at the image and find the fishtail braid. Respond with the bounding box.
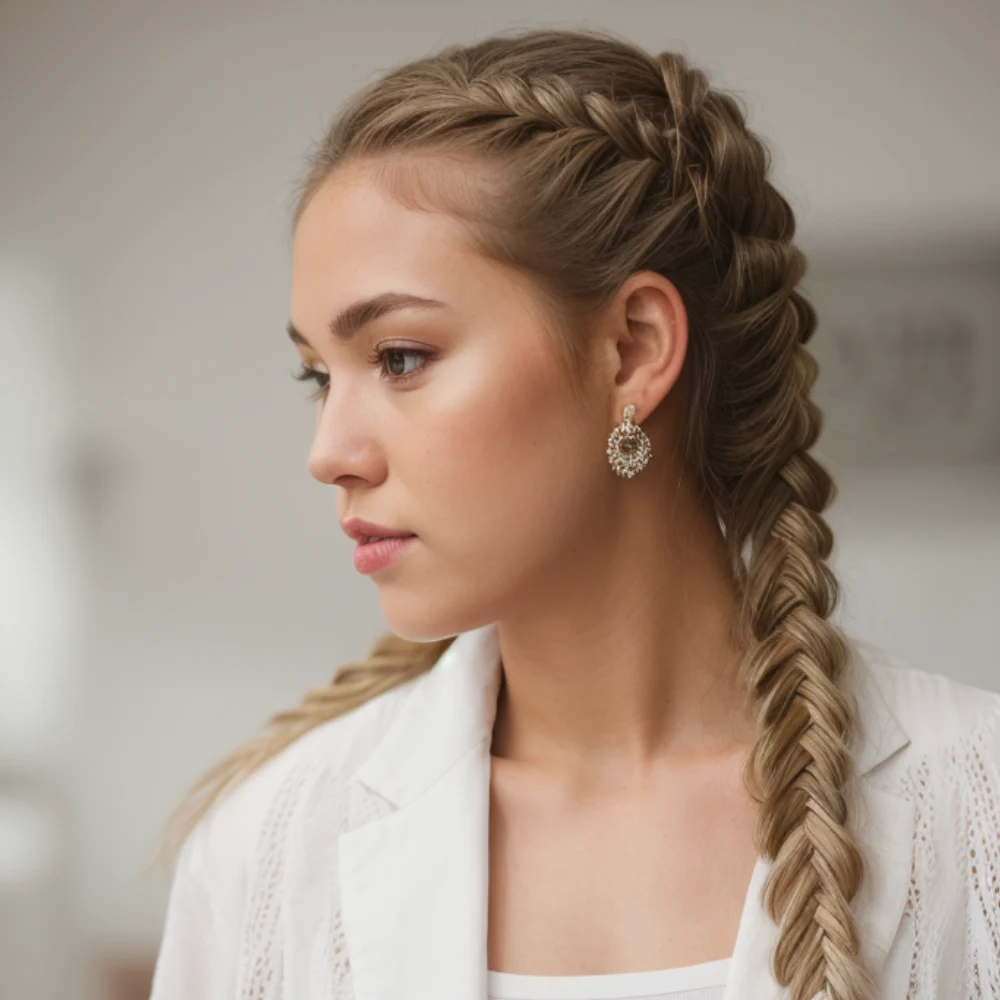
[662,63,872,997]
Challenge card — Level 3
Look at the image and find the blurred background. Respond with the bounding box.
[1,1,998,997]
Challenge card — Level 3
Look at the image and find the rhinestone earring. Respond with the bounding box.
[606,403,652,478]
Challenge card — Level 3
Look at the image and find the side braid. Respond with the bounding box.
[649,55,874,1000]
[739,344,871,1000]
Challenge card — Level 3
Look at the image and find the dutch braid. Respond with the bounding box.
[655,61,871,998]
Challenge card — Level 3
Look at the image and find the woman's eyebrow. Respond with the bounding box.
[286,291,447,349]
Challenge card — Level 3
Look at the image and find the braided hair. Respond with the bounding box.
[156,27,869,1000]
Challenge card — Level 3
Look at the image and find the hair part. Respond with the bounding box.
[152,26,870,1000]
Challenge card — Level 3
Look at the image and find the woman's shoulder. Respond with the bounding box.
[183,668,422,864]
[849,635,1000,779]
[845,638,1000,979]
[152,674,421,997]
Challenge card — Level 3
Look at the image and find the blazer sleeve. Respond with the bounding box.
[148,801,247,1000]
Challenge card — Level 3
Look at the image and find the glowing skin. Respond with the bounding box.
[289,159,759,973]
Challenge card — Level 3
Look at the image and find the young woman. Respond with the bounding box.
[148,27,1000,1000]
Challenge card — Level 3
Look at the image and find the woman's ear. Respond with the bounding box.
[605,270,689,423]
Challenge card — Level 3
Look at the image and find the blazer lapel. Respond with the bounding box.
[339,624,914,1000]
[338,623,502,1000]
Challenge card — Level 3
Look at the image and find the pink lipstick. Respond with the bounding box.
[353,534,418,574]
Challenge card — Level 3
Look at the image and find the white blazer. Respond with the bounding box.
[149,622,1000,999]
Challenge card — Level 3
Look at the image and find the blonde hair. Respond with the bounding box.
[154,27,869,1000]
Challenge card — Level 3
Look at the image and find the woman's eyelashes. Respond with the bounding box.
[291,362,329,402]
[292,345,433,402]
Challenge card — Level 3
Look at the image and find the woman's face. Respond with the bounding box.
[288,161,611,640]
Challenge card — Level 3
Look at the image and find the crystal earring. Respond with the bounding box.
[606,403,652,478]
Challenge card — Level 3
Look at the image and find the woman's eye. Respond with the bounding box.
[291,346,431,403]
[368,345,432,382]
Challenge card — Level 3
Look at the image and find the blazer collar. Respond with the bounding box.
[339,622,913,1000]
[352,622,504,810]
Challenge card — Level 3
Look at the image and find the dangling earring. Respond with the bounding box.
[606,403,652,478]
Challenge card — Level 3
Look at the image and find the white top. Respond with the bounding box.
[148,625,1000,1000]
[487,955,730,1000]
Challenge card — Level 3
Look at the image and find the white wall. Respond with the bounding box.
[830,463,1000,691]
[0,266,86,999]
[0,1,997,993]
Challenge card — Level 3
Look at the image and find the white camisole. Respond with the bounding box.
[487,954,731,1000]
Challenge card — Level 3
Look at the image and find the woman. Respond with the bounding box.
[148,26,1000,1000]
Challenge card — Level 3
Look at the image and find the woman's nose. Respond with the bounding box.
[306,396,384,487]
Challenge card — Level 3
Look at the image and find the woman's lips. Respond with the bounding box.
[353,534,418,574]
